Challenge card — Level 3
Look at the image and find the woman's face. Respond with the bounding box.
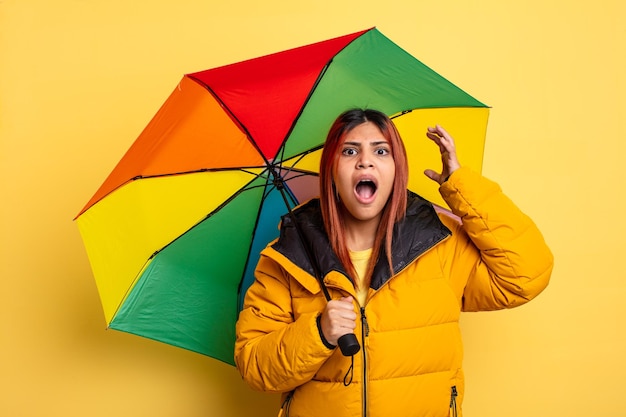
[333,121,396,229]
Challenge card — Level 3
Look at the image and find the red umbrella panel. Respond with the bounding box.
[75,27,489,365]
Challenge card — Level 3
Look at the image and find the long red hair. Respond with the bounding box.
[319,109,408,289]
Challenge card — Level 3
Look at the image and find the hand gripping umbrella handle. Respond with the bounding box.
[316,271,360,357]
[318,282,360,356]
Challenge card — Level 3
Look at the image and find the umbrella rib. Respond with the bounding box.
[236,174,275,306]
[78,167,270,220]
[271,30,369,163]
[270,61,331,163]
[390,105,491,121]
[154,177,260,259]
[272,145,323,182]
[110,173,269,323]
[109,256,153,326]
[285,146,322,172]
[391,109,413,119]
[131,166,267,180]
[186,75,273,168]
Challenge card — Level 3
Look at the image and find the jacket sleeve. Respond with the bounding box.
[439,167,554,311]
[234,251,334,392]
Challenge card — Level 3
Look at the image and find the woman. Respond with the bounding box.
[235,109,553,417]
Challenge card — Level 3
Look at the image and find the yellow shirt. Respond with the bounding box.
[349,248,372,306]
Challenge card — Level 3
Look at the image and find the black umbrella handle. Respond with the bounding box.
[338,333,360,356]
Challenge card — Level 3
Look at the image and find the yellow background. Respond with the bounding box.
[2,0,625,416]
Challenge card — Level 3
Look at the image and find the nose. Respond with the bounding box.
[357,153,373,169]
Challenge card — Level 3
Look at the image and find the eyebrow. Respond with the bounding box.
[343,140,389,147]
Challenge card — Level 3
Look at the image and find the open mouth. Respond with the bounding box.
[355,179,377,200]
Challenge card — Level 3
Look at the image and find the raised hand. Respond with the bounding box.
[424,125,461,184]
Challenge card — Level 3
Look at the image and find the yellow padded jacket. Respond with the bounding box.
[235,167,553,417]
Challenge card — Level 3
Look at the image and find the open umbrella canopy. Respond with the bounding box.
[75,27,489,365]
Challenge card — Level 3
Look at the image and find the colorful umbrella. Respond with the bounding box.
[75,27,489,365]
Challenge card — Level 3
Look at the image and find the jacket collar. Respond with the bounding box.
[271,191,451,291]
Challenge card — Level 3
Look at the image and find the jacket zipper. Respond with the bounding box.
[361,307,369,417]
[450,385,458,417]
[278,391,293,417]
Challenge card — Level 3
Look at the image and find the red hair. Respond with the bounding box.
[319,109,408,289]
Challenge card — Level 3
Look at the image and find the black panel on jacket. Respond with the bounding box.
[271,191,451,291]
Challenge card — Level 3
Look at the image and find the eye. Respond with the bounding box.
[342,147,357,156]
[375,147,390,156]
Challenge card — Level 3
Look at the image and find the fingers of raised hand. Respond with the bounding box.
[427,125,456,152]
